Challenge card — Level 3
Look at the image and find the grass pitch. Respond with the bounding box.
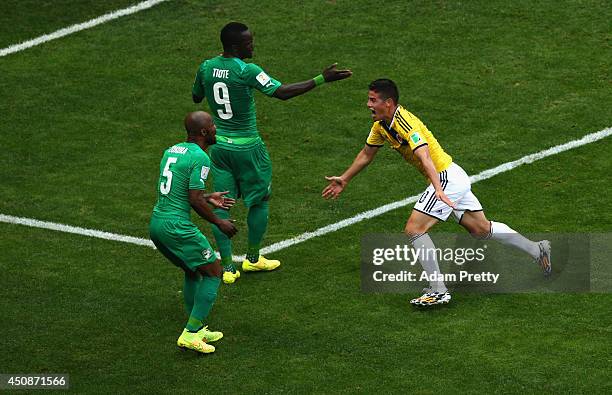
[1,0,610,393]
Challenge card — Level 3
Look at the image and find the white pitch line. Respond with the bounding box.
[0,127,610,259]
[0,0,169,58]
[0,214,155,248]
[469,127,612,183]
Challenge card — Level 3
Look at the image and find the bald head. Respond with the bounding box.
[184,111,212,136]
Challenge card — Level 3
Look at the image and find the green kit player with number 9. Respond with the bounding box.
[192,22,352,284]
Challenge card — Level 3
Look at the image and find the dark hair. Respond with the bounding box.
[368,79,399,104]
[220,22,249,51]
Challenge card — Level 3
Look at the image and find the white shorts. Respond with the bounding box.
[413,162,483,222]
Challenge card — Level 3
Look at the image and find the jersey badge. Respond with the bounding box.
[201,166,210,180]
[256,71,271,86]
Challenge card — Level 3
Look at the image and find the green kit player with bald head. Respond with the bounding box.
[193,21,352,284]
[149,111,238,354]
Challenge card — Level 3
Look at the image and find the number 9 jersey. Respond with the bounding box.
[192,56,282,143]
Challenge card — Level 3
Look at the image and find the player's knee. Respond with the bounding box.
[404,221,429,237]
[196,259,223,278]
[466,220,491,238]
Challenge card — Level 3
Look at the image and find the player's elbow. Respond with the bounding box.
[272,88,291,101]
[359,154,373,165]
[189,198,207,214]
[273,93,290,101]
[360,148,377,163]
[188,190,201,206]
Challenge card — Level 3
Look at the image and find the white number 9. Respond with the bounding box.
[213,82,233,120]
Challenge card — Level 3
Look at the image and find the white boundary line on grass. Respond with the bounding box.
[0,214,155,248]
[0,0,169,58]
[1,127,610,259]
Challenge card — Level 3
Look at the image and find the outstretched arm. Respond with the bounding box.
[413,146,455,208]
[273,63,352,101]
[188,189,238,237]
[322,145,379,199]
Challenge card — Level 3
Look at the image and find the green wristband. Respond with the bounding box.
[313,74,325,86]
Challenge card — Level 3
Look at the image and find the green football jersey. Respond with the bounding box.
[152,142,210,220]
[192,56,281,147]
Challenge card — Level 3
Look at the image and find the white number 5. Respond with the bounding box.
[160,157,178,195]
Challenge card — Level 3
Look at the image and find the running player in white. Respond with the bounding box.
[323,79,551,307]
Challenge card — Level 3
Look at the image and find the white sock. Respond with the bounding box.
[410,233,447,293]
[490,221,539,259]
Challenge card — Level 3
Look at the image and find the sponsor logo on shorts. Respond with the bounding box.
[202,249,213,260]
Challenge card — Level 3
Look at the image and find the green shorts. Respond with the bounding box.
[209,141,272,207]
[149,215,217,272]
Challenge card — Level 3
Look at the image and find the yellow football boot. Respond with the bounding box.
[223,268,241,284]
[180,326,223,343]
[242,255,281,272]
[198,326,223,343]
[177,330,215,354]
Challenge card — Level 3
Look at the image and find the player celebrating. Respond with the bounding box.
[192,22,352,284]
[322,79,551,307]
[149,111,238,353]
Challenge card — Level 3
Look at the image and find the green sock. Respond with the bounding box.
[246,201,269,263]
[186,316,204,333]
[183,272,199,316]
[185,276,221,332]
[221,256,235,272]
[211,208,233,266]
[246,243,260,263]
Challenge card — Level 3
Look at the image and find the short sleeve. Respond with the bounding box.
[366,123,385,147]
[405,130,427,151]
[394,113,428,151]
[189,153,210,190]
[243,63,282,96]
[192,62,206,98]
